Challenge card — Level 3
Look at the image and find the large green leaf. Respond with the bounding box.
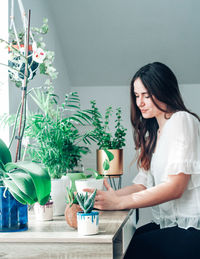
[103,149,114,162]
[3,179,35,205]
[0,139,12,165]
[5,161,51,205]
[6,171,37,203]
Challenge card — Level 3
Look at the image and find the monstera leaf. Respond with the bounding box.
[0,138,51,205]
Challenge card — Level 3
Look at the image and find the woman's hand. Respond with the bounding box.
[83,178,121,210]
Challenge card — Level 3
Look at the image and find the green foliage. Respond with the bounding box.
[76,189,97,213]
[7,18,58,88]
[66,186,78,207]
[89,101,127,149]
[0,139,51,205]
[87,149,114,178]
[24,90,95,179]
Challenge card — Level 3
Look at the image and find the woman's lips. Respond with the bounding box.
[141,109,148,113]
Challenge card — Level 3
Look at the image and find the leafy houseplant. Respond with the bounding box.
[6,18,58,88]
[89,101,127,177]
[76,190,99,235]
[24,90,94,179]
[89,101,127,149]
[0,138,51,232]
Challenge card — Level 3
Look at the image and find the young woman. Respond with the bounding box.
[85,62,200,258]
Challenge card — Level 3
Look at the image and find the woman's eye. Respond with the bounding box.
[145,95,150,98]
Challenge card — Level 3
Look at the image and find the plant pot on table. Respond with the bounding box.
[0,187,28,232]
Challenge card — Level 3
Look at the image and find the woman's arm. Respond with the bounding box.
[115,182,146,196]
[91,173,190,210]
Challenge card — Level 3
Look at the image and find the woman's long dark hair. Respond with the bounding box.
[130,62,200,171]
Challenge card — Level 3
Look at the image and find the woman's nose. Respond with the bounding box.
[137,97,145,107]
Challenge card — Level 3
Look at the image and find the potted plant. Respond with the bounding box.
[64,187,82,229]
[89,100,127,177]
[23,90,95,216]
[4,18,58,89]
[0,138,51,232]
[76,190,99,236]
[75,149,114,194]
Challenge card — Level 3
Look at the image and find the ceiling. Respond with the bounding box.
[47,0,200,86]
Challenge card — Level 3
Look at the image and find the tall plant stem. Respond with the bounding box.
[15,9,31,162]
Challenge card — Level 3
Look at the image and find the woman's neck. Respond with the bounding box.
[156,112,173,134]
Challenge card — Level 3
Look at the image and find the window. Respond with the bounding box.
[0,1,9,145]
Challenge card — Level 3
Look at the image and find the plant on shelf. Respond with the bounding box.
[76,189,99,235]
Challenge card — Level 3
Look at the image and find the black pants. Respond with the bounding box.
[124,222,200,259]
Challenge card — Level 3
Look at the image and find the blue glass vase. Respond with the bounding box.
[0,187,28,232]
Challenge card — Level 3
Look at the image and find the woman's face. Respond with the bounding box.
[133,77,166,119]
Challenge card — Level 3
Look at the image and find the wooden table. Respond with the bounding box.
[0,209,137,259]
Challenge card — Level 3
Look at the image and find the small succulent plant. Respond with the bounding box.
[76,189,97,213]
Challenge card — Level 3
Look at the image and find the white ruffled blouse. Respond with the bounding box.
[133,111,200,230]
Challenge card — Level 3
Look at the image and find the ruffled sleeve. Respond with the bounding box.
[162,111,200,189]
[132,168,148,188]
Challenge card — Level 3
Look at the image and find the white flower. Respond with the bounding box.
[32,42,46,63]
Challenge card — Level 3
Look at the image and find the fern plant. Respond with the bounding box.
[76,189,97,213]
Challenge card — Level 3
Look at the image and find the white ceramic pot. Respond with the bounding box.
[34,201,53,221]
[75,178,104,195]
[51,177,70,216]
[77,211,99,235]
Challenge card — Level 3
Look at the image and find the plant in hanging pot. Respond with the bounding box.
[89,100,127,177]
[76,189,99,236]
[0,138,51,232]
[3,18,58,88]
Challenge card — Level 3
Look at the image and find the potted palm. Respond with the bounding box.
[24,90,95,216]
[0,138,51,232]
[89,101,127,178]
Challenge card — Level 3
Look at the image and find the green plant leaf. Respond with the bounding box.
[103,159,110,171]
[5,161,51,205]
[6,171,37,203]
[3,179,34,205]
[104,149,114,162]
[0,139,12,165]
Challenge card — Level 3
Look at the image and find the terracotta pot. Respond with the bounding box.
[97,149,123,176]
[65,204,82,229]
